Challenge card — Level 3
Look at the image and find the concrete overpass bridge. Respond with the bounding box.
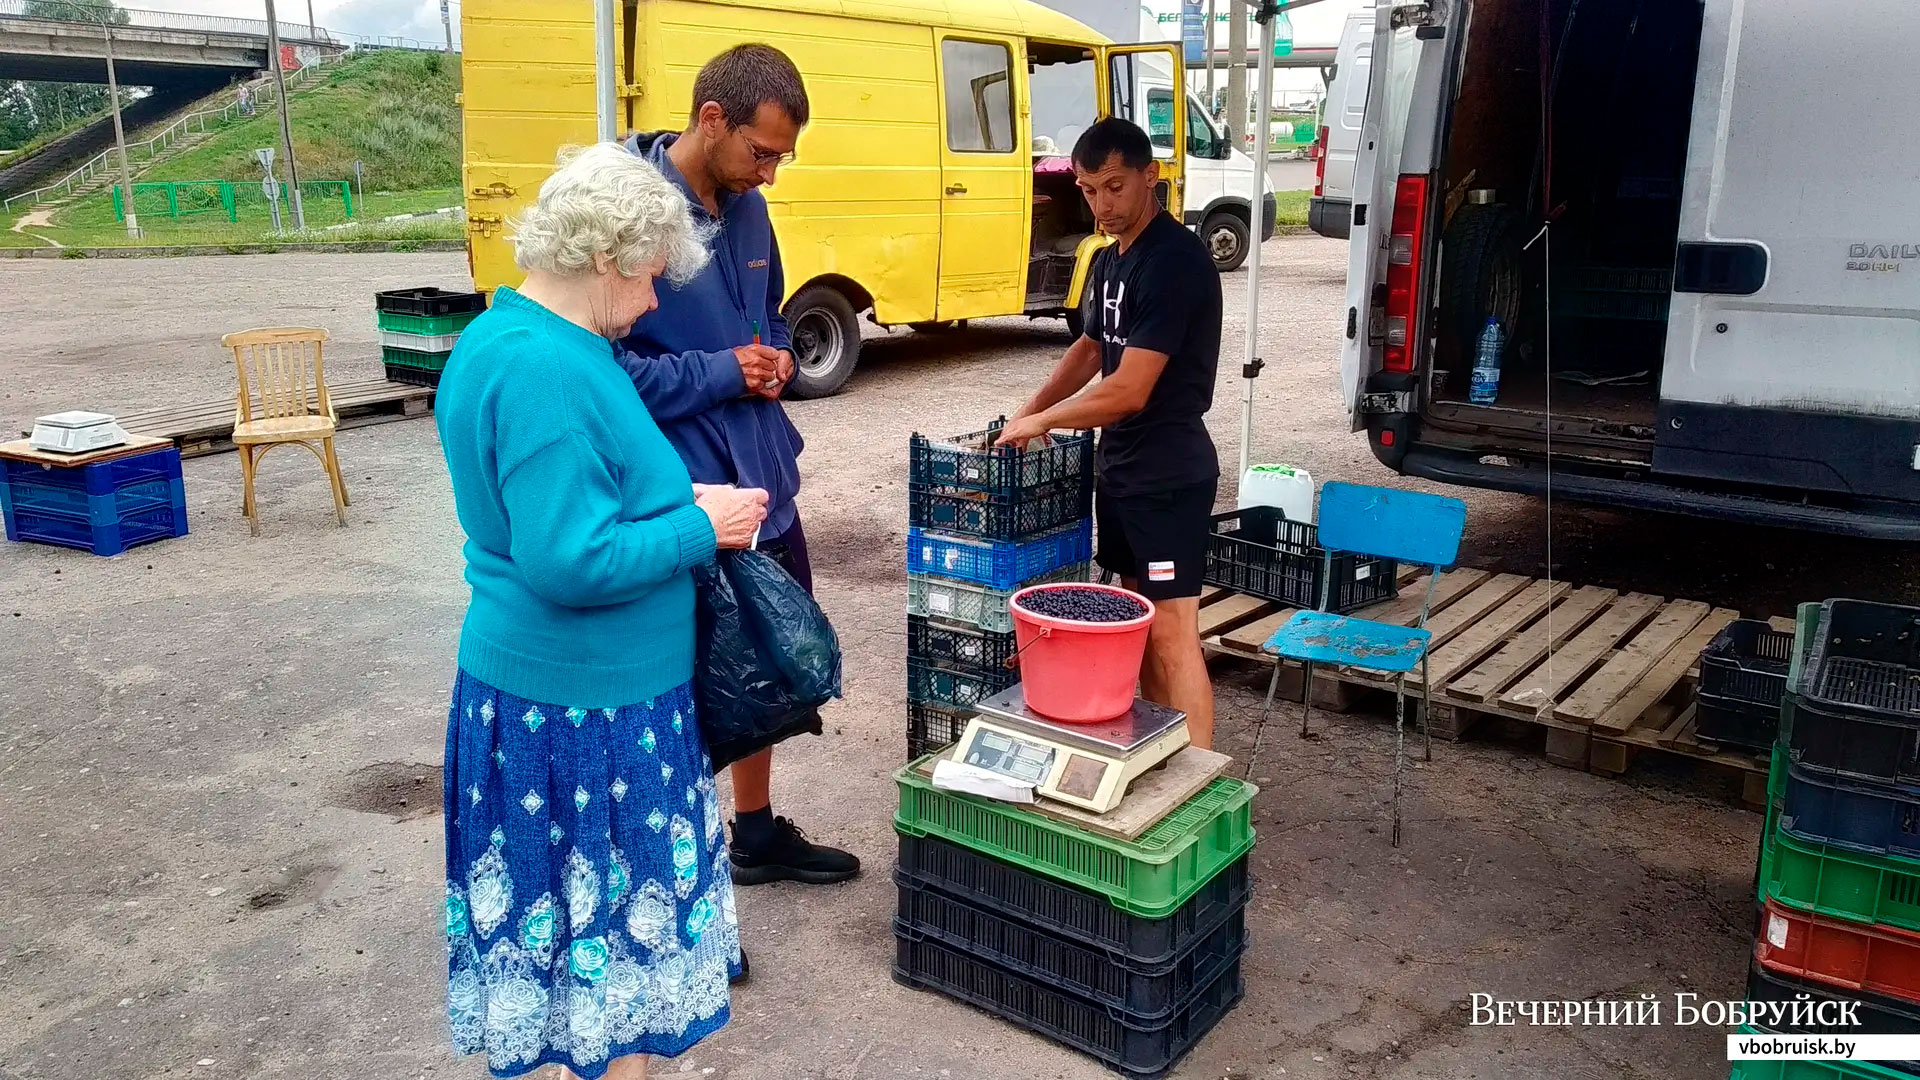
[0,0,343,87]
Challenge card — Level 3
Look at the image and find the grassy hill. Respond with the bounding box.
[150,49,459,191]
[2,49,462,247]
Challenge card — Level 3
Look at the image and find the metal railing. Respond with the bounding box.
[2,48,343,213]
[0,0,334,42]
[335,31,458,53]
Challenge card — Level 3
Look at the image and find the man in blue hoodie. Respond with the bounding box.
[619,44,861,893]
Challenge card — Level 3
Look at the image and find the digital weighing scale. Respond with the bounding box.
[29,411,128,454]
[949,684,1190,814]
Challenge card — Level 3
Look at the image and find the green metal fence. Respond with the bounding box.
[112,180,354,223]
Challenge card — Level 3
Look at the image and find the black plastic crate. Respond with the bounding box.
[1796,599,1920,720]
[908,615,1016,677]
[1696,620,1794,751]
[893,928,1243,1079]
[908,656,1017,710]
[907,702,973,761]
[1780,761,1920,861]
[910,421,1093,496]
[894,873,1246,1019]
[1782,600,1920,785]
[910,480,1090,542]
[384,362,441,388]
[1203,506,1398,614]
[1696,698,1778,753]
[1703,619,1794,706]
[1787,692,1920,788]
[1747,960,1920,1036]
[374,286,485,317]
[895,833,1251,968]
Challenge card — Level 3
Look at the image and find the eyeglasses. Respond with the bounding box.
[741,134,797,168]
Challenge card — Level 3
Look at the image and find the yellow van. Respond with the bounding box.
[461,0,1187,396]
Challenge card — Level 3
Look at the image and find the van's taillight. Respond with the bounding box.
[1382,175,1428,373]
[1312,125,1329,196]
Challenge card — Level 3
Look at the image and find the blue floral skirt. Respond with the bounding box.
[442,671,737,1079]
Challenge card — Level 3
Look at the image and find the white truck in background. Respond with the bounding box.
[1309,8,1373,239]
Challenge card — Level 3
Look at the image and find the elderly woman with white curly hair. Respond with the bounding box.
[435,143,768,1080]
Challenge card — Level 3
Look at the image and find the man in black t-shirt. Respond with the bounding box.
[997,117,1224,749]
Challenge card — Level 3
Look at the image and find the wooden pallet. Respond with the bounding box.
[1199,572,1769,799]
[66,379,436,459]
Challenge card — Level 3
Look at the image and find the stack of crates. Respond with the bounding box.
[1,443,187,556]
[376,287,486,387]
[893,758,1255,1078]
[1739,599,1920,1080]
[904,421,1094,760]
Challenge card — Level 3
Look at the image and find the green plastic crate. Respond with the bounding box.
[1730,1029,1912,1080]
[382,345,451,372]
[1761,796,1920,933]
[376,309,479,335]
[893,756,1256,919]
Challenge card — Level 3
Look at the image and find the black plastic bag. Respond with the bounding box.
[692,549,841,770]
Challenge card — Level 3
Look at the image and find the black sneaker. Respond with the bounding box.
[729,816,861,886]
[729,948,750,986]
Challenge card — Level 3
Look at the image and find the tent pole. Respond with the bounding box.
[1237,5,1278,491]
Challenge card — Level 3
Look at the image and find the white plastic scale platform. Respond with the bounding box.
[950,684,1190,814]
[28,411,128,454]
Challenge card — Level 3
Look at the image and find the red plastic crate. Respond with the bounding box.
[1757,897,1920,1004]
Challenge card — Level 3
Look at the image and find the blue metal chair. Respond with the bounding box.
[1261,482,1468,846]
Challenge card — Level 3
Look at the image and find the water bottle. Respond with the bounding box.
[1469,317,1505,405]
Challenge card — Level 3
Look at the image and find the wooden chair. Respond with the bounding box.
[221,327,348,535]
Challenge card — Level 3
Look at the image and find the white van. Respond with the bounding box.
[1309,8,1373,239]
[1340,0,1920,538]
[1034,0,1275,271]
[1150,84,1277,272]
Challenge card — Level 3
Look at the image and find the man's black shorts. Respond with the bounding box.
[1094,481,1217,601]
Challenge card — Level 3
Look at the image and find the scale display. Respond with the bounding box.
[948,683,1192,814]
[962,729,1054,784]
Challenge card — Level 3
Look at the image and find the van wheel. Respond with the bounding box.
[784,284,861,399]
[1438,203,1524,349]
[1202,210,1251,272]
[1064,308,1086,341]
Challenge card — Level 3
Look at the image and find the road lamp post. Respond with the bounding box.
[100,12,139,238]
[262,0,306,229]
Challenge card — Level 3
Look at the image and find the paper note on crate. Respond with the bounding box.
[932,758,1036,804]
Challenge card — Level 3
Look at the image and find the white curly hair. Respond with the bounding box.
[510,142,712,284]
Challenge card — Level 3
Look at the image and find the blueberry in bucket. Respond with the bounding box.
[1017,585,1147,623]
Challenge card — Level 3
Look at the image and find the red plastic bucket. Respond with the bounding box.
[1009,584,1156,723]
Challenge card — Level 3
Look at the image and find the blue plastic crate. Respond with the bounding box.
[1781,761,1920,861]
[909,423,1093,496]
[907,521,1091,590]
[910,480,1091,542]
[4,475,182,525]
[0,444,181,495]
[4,498,187,556]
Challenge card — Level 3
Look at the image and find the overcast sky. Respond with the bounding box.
[153,0,454,44]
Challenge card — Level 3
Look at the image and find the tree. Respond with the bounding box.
[0,83,36,150]
[22,0,131,25]
[2,1,132,149]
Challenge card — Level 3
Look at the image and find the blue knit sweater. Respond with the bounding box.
[436,286,718,707]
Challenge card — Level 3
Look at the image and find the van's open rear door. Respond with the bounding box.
[1655,0,1920,502]
[1340,2,1461,431]
[1100,44,1185,219]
